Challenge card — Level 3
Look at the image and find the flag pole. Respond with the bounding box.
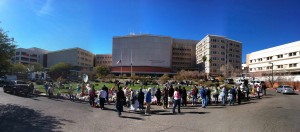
[131,49,132,78]
[121,51,122,77]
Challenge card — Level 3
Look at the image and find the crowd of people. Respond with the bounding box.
[42,80,268,117]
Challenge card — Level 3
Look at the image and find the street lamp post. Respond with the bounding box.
[269,62,274,88]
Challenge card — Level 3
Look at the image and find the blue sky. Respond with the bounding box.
[1,0,300,63]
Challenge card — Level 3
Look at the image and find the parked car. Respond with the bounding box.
[276,85,295,94]
[250,80,265,87]
[3,80,33,96]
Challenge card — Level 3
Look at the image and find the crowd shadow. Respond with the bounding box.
[186,111,210,114]
[0,104,74,132]
[120,116,144,120]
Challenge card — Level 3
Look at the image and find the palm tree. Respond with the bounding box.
[202,55,207,79]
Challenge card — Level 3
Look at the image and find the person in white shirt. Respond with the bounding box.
[99,88,107,109]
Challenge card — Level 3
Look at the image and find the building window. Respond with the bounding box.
[266,56,273,60]
[212,63,217,66]
[250,68,252,71]
[277,65,283,69]
[258,58,262,62]
[221,58,225,61]
[250,60,252,63]
[289,63,297,68]
[289,52,297,56]
[221,46,225,49]
[277,54,283,58]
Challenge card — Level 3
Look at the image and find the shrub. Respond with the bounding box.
[36,80,44,85]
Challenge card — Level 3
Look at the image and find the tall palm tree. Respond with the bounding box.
[202,55,207,79]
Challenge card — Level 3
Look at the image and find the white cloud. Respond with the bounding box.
[37,0,54,16]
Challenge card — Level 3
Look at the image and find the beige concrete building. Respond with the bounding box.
[196,35,242,76]
[95,54,112,67]
[47,47,94,68]
[172,39,198,72]
[12,47,48,66]
[111,34,198,75]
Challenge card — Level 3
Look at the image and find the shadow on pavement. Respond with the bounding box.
[237,101,257,106]
[120,116,144,120]
[205,106,226,109]
[186,111,210,114]
[0,104,74,132]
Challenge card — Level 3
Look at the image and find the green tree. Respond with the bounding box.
[159,74,170,84]
[28,63,43,72]
[0,27,17,72]
[49,62,71,80]
[94,66,110,78]
[202,55,207,79]
[11,63,27,73]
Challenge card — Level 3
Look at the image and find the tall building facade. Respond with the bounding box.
[172,39,198,72]
[12,47,48,66]
[95,54,112,67]
[246,41,300,75]
[111,34,198,75]
[196,35,242,76]
[47,48,94,68]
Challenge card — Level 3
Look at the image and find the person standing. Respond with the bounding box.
[182,87,187,107]
[261,82,267,96]
[256,84,261,99]
[102,85,109,104]
[200,86,206,108]
[145,88,152,116]
[89,85,96,107]
[220,87,226,106]
[168,86,174,108]
[48,86,53,98]
[44,82,49,95]
[191,86,198,106]
[162,87,168,109]
[172,88,181,114]
[155,88,162,106]
[138,88,145,111]
[116,87,125,117]
[237,87,242,105]
[99,87,107,109]
[229,86,236,106]
[213,87,219,104]
[206,87,211,105]
[245,85,250,101]
[69,85,74,101]
[130,90,138,111]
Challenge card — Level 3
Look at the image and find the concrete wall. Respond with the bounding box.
[112,35,173,68]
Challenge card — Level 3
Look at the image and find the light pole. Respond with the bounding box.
[269,62,274,88]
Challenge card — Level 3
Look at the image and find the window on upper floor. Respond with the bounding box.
[221,46,225,49]
[250,68,253,71]
[289,63,297,68]
[277,54,283,58]
[250,60,253,63]
[258,58,262,62]
[289,52,297,57]
[266,56,273,60]
[277,65,283,69]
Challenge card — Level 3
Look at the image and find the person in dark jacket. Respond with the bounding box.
[206,87,211,105]
[155,88,162,106]
[116,87,125,117]
[168,86,174,107]
[181,87,187,106]
[138,88,145,111]
[237,87,242,105]
[230,86,236,106]
[163,87,168,109]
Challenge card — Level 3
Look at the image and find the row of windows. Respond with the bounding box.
[173,62,191,65]
[172,53,191,56]
[210,39,240,47]
[96,56,111,59]
[172,48,191,51]
[96,61,111,64]
[250,63,298,71]
[250,51,299,63]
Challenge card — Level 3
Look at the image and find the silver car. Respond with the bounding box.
[276,85,295,94]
